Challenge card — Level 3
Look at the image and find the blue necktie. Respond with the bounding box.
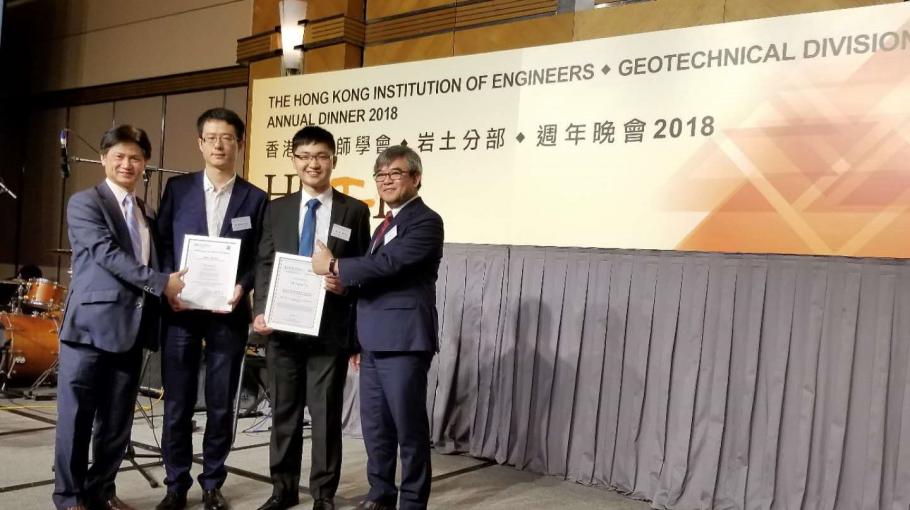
[123,195,143,262]
[298,198,320,256]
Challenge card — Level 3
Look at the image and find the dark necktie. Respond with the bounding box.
[298,198,320,256]
[371,211,394,253]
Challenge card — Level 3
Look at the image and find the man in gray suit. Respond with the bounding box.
[53,125,186,510]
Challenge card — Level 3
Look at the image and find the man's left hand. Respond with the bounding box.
[312,240,332,275]
[213,284,244,314]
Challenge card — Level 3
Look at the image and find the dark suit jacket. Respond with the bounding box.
[59,182,169,353]
[339,197,444,352]
[254,189,371,352]
[157,171,267,325]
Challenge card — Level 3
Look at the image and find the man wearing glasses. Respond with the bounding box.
[312,145,444,510]
[156,108,268,510]
[252,126,371,510]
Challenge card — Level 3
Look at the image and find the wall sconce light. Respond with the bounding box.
[279,0,307,74]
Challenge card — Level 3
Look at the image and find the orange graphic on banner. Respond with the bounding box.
[666,44,910,258]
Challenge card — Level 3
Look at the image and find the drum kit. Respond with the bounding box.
[0,251,70,393]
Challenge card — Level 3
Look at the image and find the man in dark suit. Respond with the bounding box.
[53,125,186,510]
[252,126,371,510]
[312,145,444,510]
[155,108,267,510]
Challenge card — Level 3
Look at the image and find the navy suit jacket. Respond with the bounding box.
[59,182,169,353]
[339,197,444,352]
[254,189,371,352]
[157,171,267,324]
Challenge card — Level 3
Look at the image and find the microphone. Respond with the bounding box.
[59,129,71,178]
[0,177,16,200]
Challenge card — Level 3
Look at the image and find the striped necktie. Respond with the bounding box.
[123,195,143,262]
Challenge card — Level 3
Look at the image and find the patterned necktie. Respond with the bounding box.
[371,211,394,253]
[298,198,321,256]
[123,195,143,262]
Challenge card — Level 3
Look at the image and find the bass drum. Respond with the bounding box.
[0,312,59,383]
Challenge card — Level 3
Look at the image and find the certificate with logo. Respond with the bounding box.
[263,252,326,336]
[178,235,241,312]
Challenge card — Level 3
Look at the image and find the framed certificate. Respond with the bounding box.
[178,235,241,312]
[263,252,326,336]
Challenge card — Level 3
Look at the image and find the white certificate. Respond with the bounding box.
[178,235,241,312]
[263,252,326,336]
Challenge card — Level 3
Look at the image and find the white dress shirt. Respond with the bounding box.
[203,172,236,237]
[105,179,150,265]
[298,187,334,253]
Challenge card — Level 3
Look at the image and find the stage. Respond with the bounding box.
[0,393,649,509]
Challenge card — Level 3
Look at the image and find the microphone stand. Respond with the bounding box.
[0,178,17,200]
[69,156,190,177]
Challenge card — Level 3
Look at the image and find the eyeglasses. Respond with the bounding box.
[293,153,333,164]
[201,134,237,145]
[373,170,409,182]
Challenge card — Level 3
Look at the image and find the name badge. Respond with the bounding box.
[330,223,352,242]
[384,225,398,245]
[231,216,252,231]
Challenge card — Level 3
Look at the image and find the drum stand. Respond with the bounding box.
[23,358,58,399]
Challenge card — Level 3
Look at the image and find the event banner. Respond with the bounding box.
[249,3,910,258]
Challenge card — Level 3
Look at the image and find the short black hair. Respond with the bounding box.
[100,125,152,160]
[196,108,245,141]
[291,126,335,154]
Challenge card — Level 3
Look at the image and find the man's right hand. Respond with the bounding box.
[164,268,188,300]
[253,313,273,335]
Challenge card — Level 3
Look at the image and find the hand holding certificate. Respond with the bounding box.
[263,252,326,336]
[178,235,241,312]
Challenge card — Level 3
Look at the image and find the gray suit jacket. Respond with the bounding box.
[59,182,169,353]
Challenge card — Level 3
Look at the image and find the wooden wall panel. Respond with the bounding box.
[308,0,365,20]
[454,14,574,56]
[455,0,557,28]
[304,16,366,47]
[237,31,282,63]
[367,0,454,21]
[364,32,455,67]
[252,0,280,33]
[575,0,724,40]
[724,0,899,22]
[304,43,363,73]
[366,7,456,44]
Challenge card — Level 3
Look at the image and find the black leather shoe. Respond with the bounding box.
[202,489,229,510]
[355,501,394,510]
[256,494,298,510]
[313,498,335,510]
[155,492,187,510]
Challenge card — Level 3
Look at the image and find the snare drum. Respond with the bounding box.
[0,312,59,383]
[23,278,67,311]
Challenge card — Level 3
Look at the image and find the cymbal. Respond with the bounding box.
[48,248,72,255]
[0,279,26,285]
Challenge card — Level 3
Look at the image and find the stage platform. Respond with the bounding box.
[0,393,649,509]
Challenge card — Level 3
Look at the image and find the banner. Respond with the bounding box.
[249,3,910,258]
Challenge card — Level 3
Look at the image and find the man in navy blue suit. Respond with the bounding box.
[155,108,267,510]
[312,145,444,510]
[53,125,186,510]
